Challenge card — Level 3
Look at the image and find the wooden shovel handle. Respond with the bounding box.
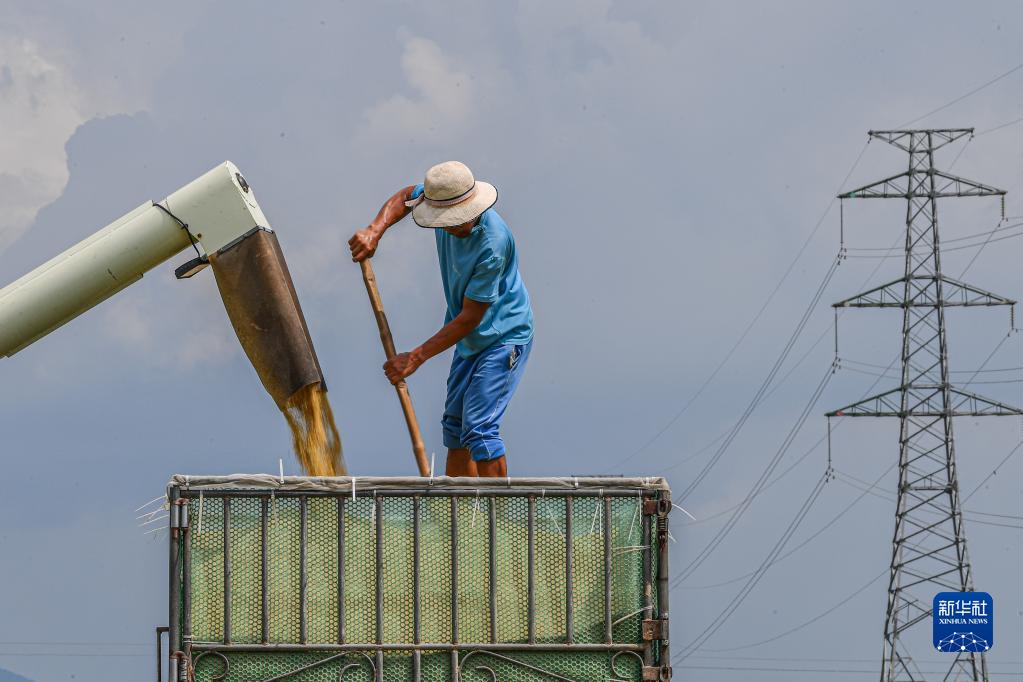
[360,258,430,476]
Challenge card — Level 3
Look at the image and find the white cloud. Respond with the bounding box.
[0,28,150,254]
[0,36,87,250]
[100,275,238,371]
[358,36,477,145]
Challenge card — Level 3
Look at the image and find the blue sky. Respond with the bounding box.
[2,1,1022,679]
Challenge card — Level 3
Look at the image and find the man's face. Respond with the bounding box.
[441,217,478,238]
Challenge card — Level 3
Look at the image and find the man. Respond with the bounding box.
[349,161,533,477]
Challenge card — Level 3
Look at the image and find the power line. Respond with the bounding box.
[977,114,1023,137]
[670,355,892,649]
[675,361,836,583]
[960,377,1023,385]
[673,136,1016,667]
[842,357,1023,375]
[845,219,1023,251]
[0,652,150,658]
[676,256,841,503]
[964,439,1023,503]
[675,663,1023,676]
[832,471,1023,531]
[673,224,903,576]
[845,224,1023,258]
[839,364,1023,385]
[699,438,1019,649]
[676,433,826,529]
[962,218,1013,279]
[841,305,1017,388]
[699,569,887,652]
[637,63,1020,479]
[661,318,837,477]
[897,60,1023,128]
[675,469,830,660]
[691,654,1023,664]
[675,297,904,590]
[838,326,1023,516]
[677,460,895,592]
[615,141,870,469]
[676,294,906,584]
[670,99,1020,666]
[0,641,152,646]
[969,508,1023,520]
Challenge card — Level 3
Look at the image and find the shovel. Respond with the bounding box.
[359,258,430,476]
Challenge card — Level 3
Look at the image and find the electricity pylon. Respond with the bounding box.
[827,129,1020,682]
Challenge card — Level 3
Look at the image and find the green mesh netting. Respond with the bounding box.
[187,495,648,647]
[184,489,657,681]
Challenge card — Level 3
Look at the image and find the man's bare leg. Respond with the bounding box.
[446,447,478,476]
[476,456,507,478]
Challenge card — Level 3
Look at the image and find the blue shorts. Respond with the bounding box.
[442,340,532,461]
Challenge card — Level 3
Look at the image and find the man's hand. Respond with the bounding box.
[384,351,424,385]
[349,227,380,262]
[349,186,416,262]
[392,299,490,382]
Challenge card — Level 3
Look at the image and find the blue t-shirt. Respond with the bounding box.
[412,184,534,357]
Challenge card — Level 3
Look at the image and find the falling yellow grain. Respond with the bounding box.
[283,382,347,476]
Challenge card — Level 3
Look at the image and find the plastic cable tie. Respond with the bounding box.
[672,503,696,521]
[611,606,649,628]
[352,477,357,501]
[544,494,563,537]
[628,498,640,544]
[136,508,165,521]
[371,491,377,533]
[197,491,204,537]
[134,495,166,513]
[139,514,168,527]
[279,458,284,484]
[612,545,649,555]
[472,489,481,529]
[592,488,605,535]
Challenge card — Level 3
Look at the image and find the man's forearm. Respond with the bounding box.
[412,314,480,364]
[382,299,489,385]
[369,185,416,237]
[350,185,417,262]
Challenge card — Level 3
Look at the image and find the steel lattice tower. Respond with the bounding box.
[827,129,1021,682]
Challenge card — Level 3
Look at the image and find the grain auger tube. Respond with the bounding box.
[0,162,346,475]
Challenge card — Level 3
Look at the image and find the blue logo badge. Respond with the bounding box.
[933,592,993,653]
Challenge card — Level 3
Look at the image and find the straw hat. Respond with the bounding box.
[406,161,498,228]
